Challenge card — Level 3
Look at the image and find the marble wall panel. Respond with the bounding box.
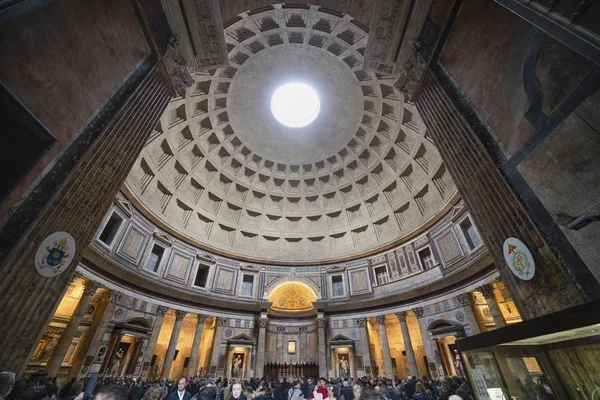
[434,228,464,267]
[165,251,193,282]
[117,224,148,264]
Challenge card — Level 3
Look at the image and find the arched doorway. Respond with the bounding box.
[428,320,466,377]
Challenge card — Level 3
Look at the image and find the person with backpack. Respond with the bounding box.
[287,381,303,400]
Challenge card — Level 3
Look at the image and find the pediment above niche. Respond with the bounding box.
[197,253,217,264]
[240,264,260,272]
[115,198,133,217]
[153,231,173,247]
[229,333,254,342]
[330,334,354,342]
[450,202,466,221]
[326,265,346,273]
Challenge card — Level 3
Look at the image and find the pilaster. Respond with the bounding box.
[255,315,267,378]
[317,313,327,378]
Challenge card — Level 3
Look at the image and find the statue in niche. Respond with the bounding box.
[232,353,244,378]
[338,354,350,379]
[108,346,127,376]
[454,349,465,377]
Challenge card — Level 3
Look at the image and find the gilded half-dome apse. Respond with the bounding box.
[268,281,318,312]
[125,4,456,263]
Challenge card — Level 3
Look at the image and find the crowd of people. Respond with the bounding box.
[0,371,474,400]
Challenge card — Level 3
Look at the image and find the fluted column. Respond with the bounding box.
[161,310,187,378]
[142,305,168,378]
[396,312,418,377]
[254,316,267,378]
[478,284,507,328]
[356,318,372,375]
[375,315,394,378]
[413,307,439,379]
[46,280,100,376]
[209,317,226,372]
[77,290,122,377]
[455,293,482,335]
[187,313,207,376]
[317,313,327,378]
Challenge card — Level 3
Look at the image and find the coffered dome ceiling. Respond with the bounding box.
[124,4,457,264]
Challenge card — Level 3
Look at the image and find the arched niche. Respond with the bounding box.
[267,281,318,312]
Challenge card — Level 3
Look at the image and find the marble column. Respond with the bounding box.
[161,310,187,378]
[396,312,418,377]
[209,317,226,373]
[187,314,207,376]
[376,315,394,378]
[455,293,482,335]
[255,316,267,378]
[77,290,122,377]
[317,313,327,378]
[142,305,168,378]
[478,284,507,328]
[356,318,372,375]
[46,280,100,377]
[413,307,439,379]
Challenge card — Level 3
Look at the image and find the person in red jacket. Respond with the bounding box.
[310,378,328,400]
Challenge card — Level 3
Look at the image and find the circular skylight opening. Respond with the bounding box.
[271,83,320,128]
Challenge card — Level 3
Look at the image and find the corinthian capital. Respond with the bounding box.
[477,284,495,300]
[455,293,472,307]
[412,307,425,318]
[110,291,123,304]
[375,315,386,325]
[395,311,408,322]
[157,305,169,317]
[175,310,188,321]
[83,281,101,296]
[317,317,327,329]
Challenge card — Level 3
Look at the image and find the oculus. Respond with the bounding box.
[271,82,320,128]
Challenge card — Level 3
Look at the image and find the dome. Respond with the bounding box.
[124,5,456,264]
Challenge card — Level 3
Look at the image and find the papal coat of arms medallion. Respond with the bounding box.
[503,237,535,281]
[35,231,76,277]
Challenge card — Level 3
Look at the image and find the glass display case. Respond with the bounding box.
[456,300,600,400]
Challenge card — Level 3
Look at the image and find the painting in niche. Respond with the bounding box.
[338,353,350,378]
[288,341,296,353]
[231,353,244,378]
